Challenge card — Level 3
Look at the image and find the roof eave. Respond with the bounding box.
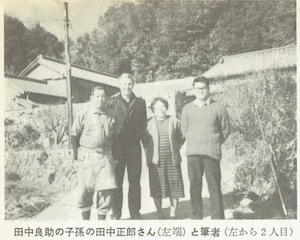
[23,91,67,99]
[206,65,297,81]
[18,55,43,77]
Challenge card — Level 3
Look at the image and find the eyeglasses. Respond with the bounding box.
[194,87,208,91]
[154,106,167,110]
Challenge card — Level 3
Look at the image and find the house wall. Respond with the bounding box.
[24,65,119,103]
[26,65,63,80]
[47,78,119,103]
[134,78,195,117]
[72,78,119,103]
[134,84,177,117]
[133,77,227,118]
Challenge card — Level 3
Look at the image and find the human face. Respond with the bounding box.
[120,76,134,97]
[193,82,209,101]
[91,89,106,110]
[153,101,167,119]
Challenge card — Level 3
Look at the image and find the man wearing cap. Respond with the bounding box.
[181,76,230,219]
[71,86,117,220]
[107,73,147,220]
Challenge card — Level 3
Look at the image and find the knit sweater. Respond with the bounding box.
[181,100,230,160]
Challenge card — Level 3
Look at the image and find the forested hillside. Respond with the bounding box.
[71,1,296,82]
[5,1,296,81]
[4,15,64,74]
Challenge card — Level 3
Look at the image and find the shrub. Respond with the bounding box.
[36,105,68,145]
[5,172,21,182]
[217,70,296,207]
[5,118,41,151]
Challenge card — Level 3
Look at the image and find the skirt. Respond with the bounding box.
[149,154,184,199]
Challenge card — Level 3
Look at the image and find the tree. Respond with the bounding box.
[4,15,64,75]
[71,1,296,82]
[27,23,64,61]
[4,15,29,74]
[210,1,296,61]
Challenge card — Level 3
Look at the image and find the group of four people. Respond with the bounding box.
[71,73,230,220]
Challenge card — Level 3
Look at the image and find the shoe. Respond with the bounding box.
[131,213,141,220]
[111,214,120,220]
[158,211,165,219]
[170,216,177,219]
[81,211,90,220]
[98,214,106,220]
[190,215,202,220]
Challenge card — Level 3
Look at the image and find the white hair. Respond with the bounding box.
[119,73,135,84]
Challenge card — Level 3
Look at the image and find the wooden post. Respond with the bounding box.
[64,2,73,147]
[251,99,288,218]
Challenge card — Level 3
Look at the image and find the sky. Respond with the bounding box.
[3,0,129,41]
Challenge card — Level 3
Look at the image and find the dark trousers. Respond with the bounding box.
[112,144,142,219]
[187,155,224,219]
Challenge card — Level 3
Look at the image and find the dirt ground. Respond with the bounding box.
[32,144,236,220]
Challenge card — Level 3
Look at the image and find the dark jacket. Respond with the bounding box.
[106,93,147,160]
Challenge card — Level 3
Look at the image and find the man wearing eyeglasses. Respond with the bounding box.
[181,76,230,219]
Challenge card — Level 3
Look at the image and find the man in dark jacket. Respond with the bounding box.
[106,73,147,219]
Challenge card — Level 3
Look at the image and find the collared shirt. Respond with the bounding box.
[194,97,211,108]
[71,107,115,149]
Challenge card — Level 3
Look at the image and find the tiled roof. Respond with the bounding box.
[203,45,296,79]
[19,55,119,88]
[5,74,66,98]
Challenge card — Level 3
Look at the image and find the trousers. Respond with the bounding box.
[77,187,113,215]
[76,147,117,215]
[112,143,142,219]
[187,155,224,219]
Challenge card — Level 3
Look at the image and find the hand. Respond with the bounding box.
[173,159,180,165]
[112,160,118,170]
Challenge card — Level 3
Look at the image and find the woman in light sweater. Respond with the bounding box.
[144,97,184,219]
